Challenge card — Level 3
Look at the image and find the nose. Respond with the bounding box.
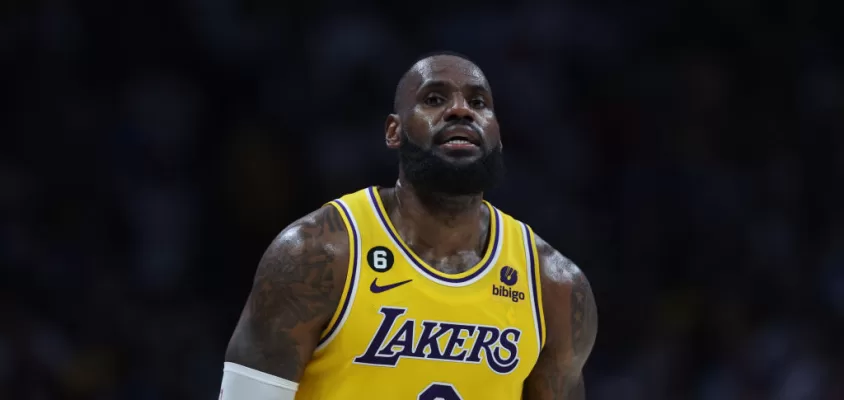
[443,94,475,123]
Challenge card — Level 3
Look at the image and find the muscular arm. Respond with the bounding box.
[523,235,598,400]
[224,205,349,382]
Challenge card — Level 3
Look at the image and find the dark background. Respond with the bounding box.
[3,0,843,399]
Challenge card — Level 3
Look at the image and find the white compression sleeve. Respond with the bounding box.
[220,362,298,400]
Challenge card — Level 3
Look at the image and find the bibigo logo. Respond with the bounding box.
[492,266,525,303]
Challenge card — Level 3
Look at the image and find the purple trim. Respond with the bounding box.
[318,200,358,345]
[525,226,544,349]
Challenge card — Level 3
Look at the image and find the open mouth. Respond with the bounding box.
[438,137,480,152]
[443,137,476,145]
[436,127,481,151]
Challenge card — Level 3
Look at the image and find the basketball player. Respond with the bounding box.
[220,52,598,399]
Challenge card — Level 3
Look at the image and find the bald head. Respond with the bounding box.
[393,52,491,114]
[384,51,503,196]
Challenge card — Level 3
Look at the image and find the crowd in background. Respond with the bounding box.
[2,0,843,398]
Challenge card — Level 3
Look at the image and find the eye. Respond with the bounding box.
[470,98,487,109]
[424,93,446,106]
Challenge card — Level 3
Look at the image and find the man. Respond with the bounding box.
[220,52,598,399]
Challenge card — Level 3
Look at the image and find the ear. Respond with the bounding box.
[385,114,402,149]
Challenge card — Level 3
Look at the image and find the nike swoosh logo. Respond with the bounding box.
[370,278,412,293]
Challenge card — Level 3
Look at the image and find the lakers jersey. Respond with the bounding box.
[297,187,546,399]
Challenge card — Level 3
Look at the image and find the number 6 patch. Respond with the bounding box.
[366,246,395,272]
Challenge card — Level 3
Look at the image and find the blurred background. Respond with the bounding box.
[2,0,843,399]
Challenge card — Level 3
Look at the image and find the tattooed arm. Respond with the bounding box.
[523,235,598,400]
[224,205,350,382]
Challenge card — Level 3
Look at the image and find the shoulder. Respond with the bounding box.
[533,233,597,366]
[258,204,350,276]
[533,234,586,290]
[251,204,352,304]
[494,210,591,293]
[225,204,351,379]
[283,203,349,246]
[522,235,597,400]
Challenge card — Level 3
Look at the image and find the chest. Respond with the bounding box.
[337,252,541,376]
[416,249,484,275]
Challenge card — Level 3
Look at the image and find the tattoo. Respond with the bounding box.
[523,236,597,400]
[225,205,348,381]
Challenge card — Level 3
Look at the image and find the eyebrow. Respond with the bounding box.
[417,80,490,95]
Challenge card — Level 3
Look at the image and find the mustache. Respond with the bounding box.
[433,120,484,143]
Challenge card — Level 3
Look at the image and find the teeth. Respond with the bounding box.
[447,139,471,144]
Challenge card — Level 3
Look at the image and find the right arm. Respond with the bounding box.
[224,204,350,383]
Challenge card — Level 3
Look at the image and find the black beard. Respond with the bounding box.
[398,135,505,196]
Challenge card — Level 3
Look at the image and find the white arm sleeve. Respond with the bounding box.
[220,362,298,400]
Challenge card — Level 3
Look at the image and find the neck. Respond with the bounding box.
[383,177,488,259]
[396,176,484,224]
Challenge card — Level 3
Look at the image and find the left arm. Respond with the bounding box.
[523,235,598,400]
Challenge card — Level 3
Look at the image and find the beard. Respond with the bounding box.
[398,132,505,196]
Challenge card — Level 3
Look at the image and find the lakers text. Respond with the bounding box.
[353,307,522,374]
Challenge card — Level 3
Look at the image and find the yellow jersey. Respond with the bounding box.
[297,187,546,399]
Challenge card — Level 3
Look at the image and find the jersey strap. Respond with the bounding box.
[315,200,362,350]
[522,222,546,350]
